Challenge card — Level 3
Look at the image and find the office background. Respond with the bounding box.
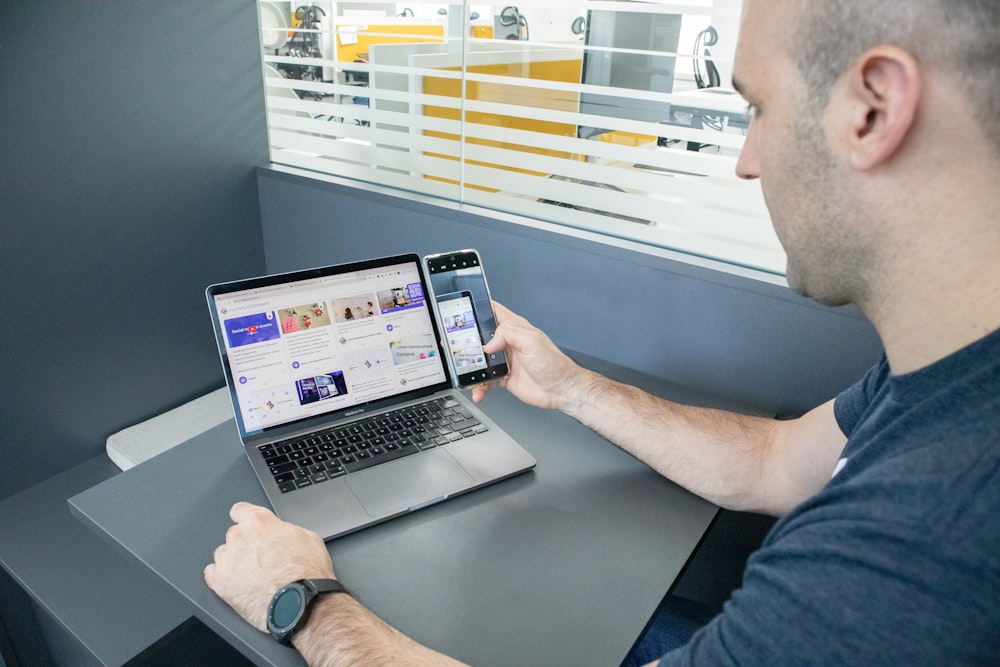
[0,0,882,663]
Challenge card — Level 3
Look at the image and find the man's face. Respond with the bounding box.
[732,0,867,306]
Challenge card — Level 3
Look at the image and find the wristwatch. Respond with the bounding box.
[266,578,349,645]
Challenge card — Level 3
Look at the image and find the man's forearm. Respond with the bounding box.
[293,593,468,667]
[558,366,779,512]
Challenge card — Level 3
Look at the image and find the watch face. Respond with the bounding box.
[271,586,304,629]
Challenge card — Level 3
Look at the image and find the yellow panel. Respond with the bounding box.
[422,57,584,189]
[599,131,657,147]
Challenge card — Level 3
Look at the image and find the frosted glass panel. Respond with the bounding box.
[257,0,781,274]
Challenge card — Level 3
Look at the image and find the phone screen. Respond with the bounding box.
[437,291,488,373]
[425,250,508,387]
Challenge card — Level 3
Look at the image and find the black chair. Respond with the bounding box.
[694,26,721,89]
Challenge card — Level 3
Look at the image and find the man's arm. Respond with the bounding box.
[291,592,466,667]
[204,502,465,667]
[477,304,847,516]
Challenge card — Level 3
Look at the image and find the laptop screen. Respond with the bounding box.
[207,254,450,441]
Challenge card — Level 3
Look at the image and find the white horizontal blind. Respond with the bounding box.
[258,0,784,274]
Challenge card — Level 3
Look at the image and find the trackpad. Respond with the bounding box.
[346,450,474,518]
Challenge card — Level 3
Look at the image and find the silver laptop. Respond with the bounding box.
[206,253,535,539]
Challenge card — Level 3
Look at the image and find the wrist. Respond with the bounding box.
[556,366,600,417]
[290,590,363,663]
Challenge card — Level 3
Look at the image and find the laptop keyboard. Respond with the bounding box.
[258,397,489,494]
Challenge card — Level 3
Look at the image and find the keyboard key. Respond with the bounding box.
[265,454,290,467]
[271,461,297,475]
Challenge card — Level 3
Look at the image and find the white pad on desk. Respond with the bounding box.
[106,387,232,470]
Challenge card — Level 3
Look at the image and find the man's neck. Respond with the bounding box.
[864,233,1000,376]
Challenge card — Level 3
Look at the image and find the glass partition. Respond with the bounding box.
[258,0,783,275]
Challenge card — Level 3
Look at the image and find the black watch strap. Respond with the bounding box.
[303,578,348,596]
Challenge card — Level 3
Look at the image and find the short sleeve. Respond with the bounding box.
[832,356,888,439]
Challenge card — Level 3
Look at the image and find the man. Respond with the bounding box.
[205,0,1000,664]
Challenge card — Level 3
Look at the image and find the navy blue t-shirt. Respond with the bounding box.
[661,328,1000,665]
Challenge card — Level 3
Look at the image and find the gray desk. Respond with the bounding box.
[69,355,733,666]
[0,456,191,666]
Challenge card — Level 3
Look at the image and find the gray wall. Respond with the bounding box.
[0,0,268,502]
[1,0,268,662]
[258,169,884,417]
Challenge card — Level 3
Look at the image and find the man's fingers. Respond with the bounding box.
[491,300,511,322]
[471,377,507,403]
[203,562,216,589]
[230,501,272,523]
[482,328,506,354]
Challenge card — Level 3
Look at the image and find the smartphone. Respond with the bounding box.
[423,249,509,388]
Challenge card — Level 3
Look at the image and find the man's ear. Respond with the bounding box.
[843,45,921,170]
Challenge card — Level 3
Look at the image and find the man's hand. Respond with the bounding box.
[204,502,334,632]
[473,302,584,409]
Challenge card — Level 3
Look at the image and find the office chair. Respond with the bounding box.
[282,4,326,85]
[498,6,528,40]
[693,26,721,89]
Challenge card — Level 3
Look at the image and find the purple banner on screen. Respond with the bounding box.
[224,312,281,348]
